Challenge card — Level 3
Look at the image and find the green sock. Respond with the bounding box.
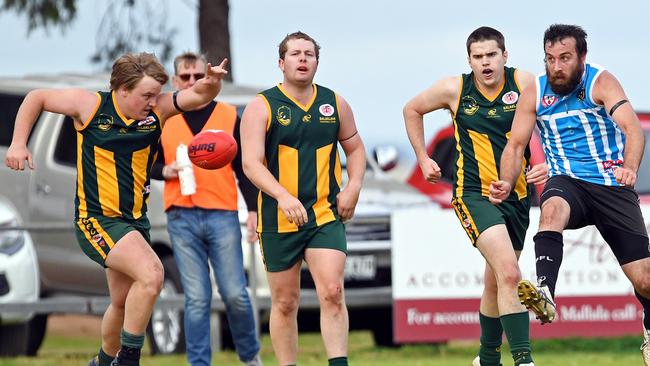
[500,312,533,366]
[478,313,503,365]
[98,347,115,366]
[328,356,348,366]
[120,329,145,349]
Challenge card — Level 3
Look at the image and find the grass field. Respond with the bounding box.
[0,329,645,366]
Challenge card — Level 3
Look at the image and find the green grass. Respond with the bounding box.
[0,331,644,365]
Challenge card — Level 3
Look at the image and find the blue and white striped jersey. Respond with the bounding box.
[535,63,625,186]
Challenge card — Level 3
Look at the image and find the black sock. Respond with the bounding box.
[328,356,348,365]
[635,290,650,330]
[533,231,563,297]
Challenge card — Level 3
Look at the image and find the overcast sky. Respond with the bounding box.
[1,0,648,173]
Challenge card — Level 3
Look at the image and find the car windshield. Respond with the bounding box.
[635,130,650,194]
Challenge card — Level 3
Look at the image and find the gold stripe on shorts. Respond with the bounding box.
[89,217,117,249]
[257,234,268,271]
[452,197,479,244]
[77,220,107,259]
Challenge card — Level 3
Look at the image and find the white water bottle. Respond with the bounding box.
[176,143,196,196]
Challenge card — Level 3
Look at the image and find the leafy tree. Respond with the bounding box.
[2,0,233,81]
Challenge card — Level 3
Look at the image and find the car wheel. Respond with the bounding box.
[370,307,401,348]
[146,256,185,354]
[0,321,29,356]
[26,314,48,356]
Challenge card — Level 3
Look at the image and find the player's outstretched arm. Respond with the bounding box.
[157,59,229,120]
[403,76,460,184]
[593,71,643,186]
[336,95,365,222]
[241,96,308,226]
[5,88,98,170]
[490,82,537,204]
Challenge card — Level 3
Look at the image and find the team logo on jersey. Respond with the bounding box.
[97,114,114,132]
[137,115,156,126]
[319,104,335,117]
[542,95,557,107]
[276,105,292,126]
[302,114,311,123]
[487,108,498,117]
[462,96,479,115]
[577,88,586,101]
[502,91,519,104]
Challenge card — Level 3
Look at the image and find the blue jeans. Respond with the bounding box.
[166,207,260,365]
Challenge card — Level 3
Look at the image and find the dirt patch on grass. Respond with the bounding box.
[47,314,102,338]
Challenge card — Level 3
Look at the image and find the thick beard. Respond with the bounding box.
[547,63,584,95]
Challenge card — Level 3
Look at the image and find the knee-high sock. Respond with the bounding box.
[501,312,533,366]
[479,313,503,365]
[533,231,563,297]
[635,290,650,330]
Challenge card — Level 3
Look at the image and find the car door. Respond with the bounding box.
[28,115,107,295]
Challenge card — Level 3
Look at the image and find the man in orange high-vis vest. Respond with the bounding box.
[151,52,262,366]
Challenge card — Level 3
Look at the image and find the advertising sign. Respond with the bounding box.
[392,206,646,343]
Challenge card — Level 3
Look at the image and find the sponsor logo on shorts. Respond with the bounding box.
[82,218,107,247]
[452,199,476,237]
[276,105,292,126]
[542,95,557,107]
[502,91,519,104]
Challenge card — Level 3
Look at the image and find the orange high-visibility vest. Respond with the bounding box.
[161,102,238,211]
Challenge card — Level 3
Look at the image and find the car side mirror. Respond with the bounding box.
[372,145,399,172]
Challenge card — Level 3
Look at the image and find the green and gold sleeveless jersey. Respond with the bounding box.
[74,91,162,221]
[453,67,529,200]
[257,84,343,233]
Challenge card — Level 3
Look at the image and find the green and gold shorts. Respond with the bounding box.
[74,215,151,267]
[451,195,530,250]
[258,220,347,272]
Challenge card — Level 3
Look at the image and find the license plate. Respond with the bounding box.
[344,255,376,280]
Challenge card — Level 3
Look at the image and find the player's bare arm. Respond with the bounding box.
[157,59,229,121]
[593,71,643,186]
[336,95,366,222]
[514,69,536,91]
[403,76,460,184]
[489,82,538,204]
[514,69,549,185]
[5,88,99,170]
[241,96,308,226]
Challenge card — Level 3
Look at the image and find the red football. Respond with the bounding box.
[188,130,238,170]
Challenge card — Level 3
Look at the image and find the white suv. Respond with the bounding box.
[0,197,42,356]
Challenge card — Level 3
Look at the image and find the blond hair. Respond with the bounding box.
[110,52,169,91]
